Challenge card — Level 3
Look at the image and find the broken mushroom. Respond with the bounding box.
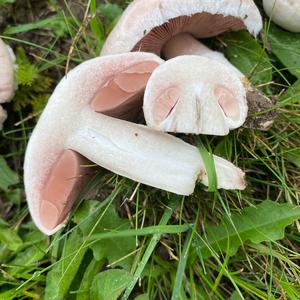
[0,38,16,129]
[263,0,300,32]
[24,52,246,235]
[144,55,248,135]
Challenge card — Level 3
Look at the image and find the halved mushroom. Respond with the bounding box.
[0,38,16,129]
[144,55,248,135]
[24,52,246,235]
[101,0,274,131]
[263,0,300,33]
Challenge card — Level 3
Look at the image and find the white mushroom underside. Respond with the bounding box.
[144,55,248,135]
[101,0,262,55]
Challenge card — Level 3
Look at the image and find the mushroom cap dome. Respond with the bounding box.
[263,0,300,32]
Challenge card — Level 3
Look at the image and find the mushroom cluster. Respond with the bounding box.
[0,38,16,129]
[24,0,274,235]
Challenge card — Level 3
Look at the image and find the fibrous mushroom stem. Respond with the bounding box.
[67,110,246,194]
[162,33,276,131]
[67,109,202,196]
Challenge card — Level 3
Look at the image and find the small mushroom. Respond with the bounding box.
[144,55,248,135]
[263,0,300,32]
[24,52,246,235]
[0,38,16,129]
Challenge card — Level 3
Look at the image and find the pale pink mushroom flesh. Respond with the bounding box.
[27,56,160,233]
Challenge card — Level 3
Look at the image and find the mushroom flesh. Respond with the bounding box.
[143,55,248,135]
[24,52,246,235]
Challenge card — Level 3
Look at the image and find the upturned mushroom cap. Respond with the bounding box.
[263,0,300,32]
[0,38,16,103]
[144,55,248,135]
[101,0,262,56]
[25,52,246,235]
[24,52,163,235]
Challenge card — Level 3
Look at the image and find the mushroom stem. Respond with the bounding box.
[67,110,246,194]
[162,33,276,131]
[67,109,202,196]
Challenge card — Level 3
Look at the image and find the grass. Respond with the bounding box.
[0,0,299,299]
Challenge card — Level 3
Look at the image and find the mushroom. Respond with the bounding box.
[0,38,16,129]
[101,0,262,56]
[143,55,248,135]
[24,52,246,235]
[101,0,275,131]
[263,0,300,32]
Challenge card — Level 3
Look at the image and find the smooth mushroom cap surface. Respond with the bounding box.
[144,55,248,135]
[24,52,164,235]
[101,0,262,56]
[0,38,16,103]
[263,0,300,32]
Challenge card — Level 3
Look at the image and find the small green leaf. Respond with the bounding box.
[75,202,136,270]
[98,4,122,26]
[280,79,300,104]
[267,24,300,78]
[0,0,15,4]
[76,258,103,300]
[194,201,300,258]
[0,227,23,251]
[134,295,149,300]
[0,156,18,192]
[223,30,272,85]
[44,229,87,300]
[90,269,133,300]
[4,15,68,37]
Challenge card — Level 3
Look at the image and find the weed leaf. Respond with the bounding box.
[90,269,133,300]
[75,201,136,270]
[194,201,300,258]
[267,24,300,78]
[0,156,18,192]
[223,31,272,86]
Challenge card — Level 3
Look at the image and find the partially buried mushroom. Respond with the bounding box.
[101,0,275,131]
[144,55,248,135]
[0,38,16,129]
[24,52,246,235]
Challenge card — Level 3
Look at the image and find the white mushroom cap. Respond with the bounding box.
[0,38,16,103]
[101,0,262,56]
[263,0,300,32]
[144,56,248,135]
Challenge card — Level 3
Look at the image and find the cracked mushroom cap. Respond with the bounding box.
[263,0,300,32]
[0,38,15,103]
[101,0,262,56]
[144,55,248,135]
